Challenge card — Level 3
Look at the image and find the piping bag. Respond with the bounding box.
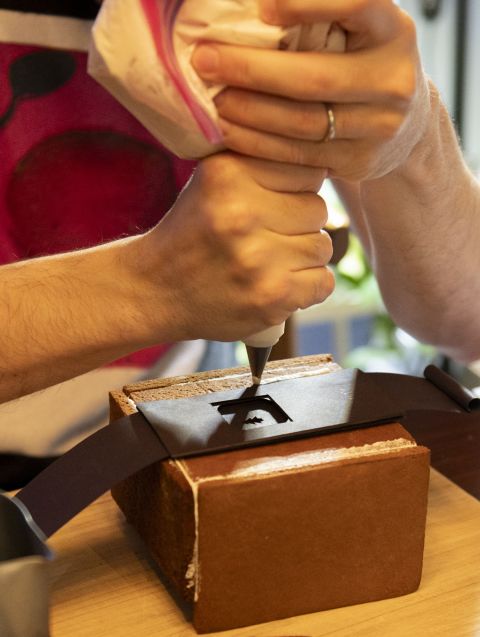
[88,0,346,383]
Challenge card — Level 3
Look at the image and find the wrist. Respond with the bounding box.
[360,80,471,219]
[385,80,459,193]
[117,231,184,345]
[65,237,160,355]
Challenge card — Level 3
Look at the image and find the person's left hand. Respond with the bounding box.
[192,0,431,182]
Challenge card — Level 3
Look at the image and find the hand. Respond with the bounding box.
[133,154,334,342]
[192,0,431,181]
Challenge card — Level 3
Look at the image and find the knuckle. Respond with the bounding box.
[200,154,239,190]
[309,70,335,100]
[287,141,322,168]
[256,276,292,315]
[208,202,254,240]
[399,10,418,45]
[319,230,334,263]
[377,111,404,139]
[316,196,329,227]
[233,241,264,277]
[287,142,307,166]
[199,197,222,234]
[306,268,335,307]
[199,159,256,237]
[225,202,256,237]
[321,268,336,299]
[385,64,417,105]
[306,232,333,267]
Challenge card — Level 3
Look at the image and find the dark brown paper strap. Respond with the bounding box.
[16,412,168,538]
[424,364,480,411]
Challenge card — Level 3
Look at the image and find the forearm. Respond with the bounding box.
[0,237,157,403]
[347,84,480,362]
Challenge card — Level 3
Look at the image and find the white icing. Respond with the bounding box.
[126,397,137,410]
[156,361,340,393]
[186,438,416,485]
[214,438,417,479]
[177,459,200,601]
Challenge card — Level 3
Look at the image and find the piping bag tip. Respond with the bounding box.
[246,345,273,386]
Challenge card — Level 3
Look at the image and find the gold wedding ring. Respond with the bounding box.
[323,105,336,142]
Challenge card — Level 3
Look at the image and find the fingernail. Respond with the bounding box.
[259,0,280,24]
[192,45,219,77]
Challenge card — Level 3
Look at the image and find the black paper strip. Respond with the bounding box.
[138,368,464,458]
[424,364,480,411]
[16,412,168,538]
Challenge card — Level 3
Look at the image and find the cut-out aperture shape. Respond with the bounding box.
[212,395,292,430]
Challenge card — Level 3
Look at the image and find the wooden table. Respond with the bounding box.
[49,475,480,636]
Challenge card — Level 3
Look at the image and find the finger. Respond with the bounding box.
[217,190,328,237]
[216,90,327,141]
[193,45,412,105]
[291,266,335,309]
[280,231,334,270]
[260,0,402,42]
[219,119,333,168]
[252,231,332,272]
[220,122,367,179]
[264,193,329,235]
[216,90,405,141]
[254,266,335,320]
[233,154,326,193]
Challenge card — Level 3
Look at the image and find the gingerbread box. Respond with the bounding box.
[109,354,430,633]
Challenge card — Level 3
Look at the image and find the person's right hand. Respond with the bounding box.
[131,153,334,343]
